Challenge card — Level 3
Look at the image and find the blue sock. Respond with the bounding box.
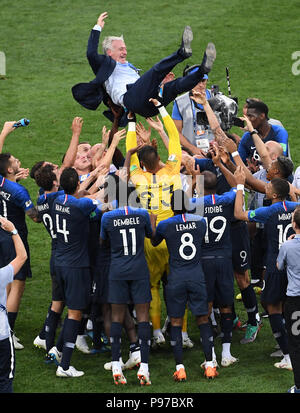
[56,314,68,353]
[198,322,213,361]
[39,303,52,339]
[7,312,17,331]
[110,322,123,361]
[60,318,80,371]
[78,313,88,335]
[269,313,289,355]
[138,322,151,364]
[241,285,258,326]
[170,325,183,365]
[91,303,102,349]
[45,309,61,353]
[220,313,233,344]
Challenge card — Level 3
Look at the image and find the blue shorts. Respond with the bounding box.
[0,335,15,393]
[50,254,64,302]
[261,269,288,305]
[91,262,110,304]
[108,278,152,304]
[165,272,208,318]
[201,257,234,307]
[0,230,32,280]
[55,266,92,310]
[231,221,251,273]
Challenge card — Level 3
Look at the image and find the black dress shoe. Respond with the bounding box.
[201,42,216,73]
[179,26,193,58]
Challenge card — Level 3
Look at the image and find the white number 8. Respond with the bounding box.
[179,233,196,260]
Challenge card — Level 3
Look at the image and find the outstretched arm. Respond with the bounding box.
[59,117,83,178]
[190,91,225,143]
[87,12,109,75]
[242,114,272,170]
[222,136,267,194]
[233,166,249,221]
[145,116,169,151]
[149,98,181,162]
[125,113,141,170]
[211,143,237,188]
[0,121,17,153]
[98,128,126,170]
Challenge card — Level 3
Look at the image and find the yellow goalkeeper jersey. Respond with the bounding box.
[126,109,182,223]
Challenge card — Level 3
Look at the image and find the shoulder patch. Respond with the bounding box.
[168,154,176,162]
[280,143,287,153]
[249,211,256,218]
[130,165,138,172]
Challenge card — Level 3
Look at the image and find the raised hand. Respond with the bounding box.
[97,12,108,28]
[145,116,164,134]
[136,122,151,145]
[190,90,207,106]
[234,165,246,185]
[71,117,83,136]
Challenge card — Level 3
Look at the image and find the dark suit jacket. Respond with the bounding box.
[72,29,128,126]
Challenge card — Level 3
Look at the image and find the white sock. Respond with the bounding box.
[212,346,216,360]
[210,311,217,326]
[176,364,185,371]
[205,360,215,368]
[153,329,162,337]
[182,331,188,340]
[112,361,121,371]
[284,354,291,364]
[222,342,231,359]
[140,362,149,372]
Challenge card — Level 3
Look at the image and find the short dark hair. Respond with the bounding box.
[0,153,12,177]
[271,177,290,200]
[203,170,217,190]
[247,100,269,119]
[30,161,45,179]
[59,167,79,195]
[34,164,57,191]
[138,145,159,170]
[293,205,300,228]
[276,156,294,179]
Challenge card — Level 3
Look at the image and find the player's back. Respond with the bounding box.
[100,206,152,280]
[155,213,206,277]
[53,194,99,268]
[37,190,64,251]
[0,175,33,237]
[131,167,182,223]
[190,189,236,258]
[249,200,298,271]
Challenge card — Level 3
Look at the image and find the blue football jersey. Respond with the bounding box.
[37,190,64,251]
[248,200,299,272]
[53,194,102,267]
[238,125,289,164]
[0,175,35,238]
[190,189,236,258]
[100,206,152,280]
[154,213,206,278]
